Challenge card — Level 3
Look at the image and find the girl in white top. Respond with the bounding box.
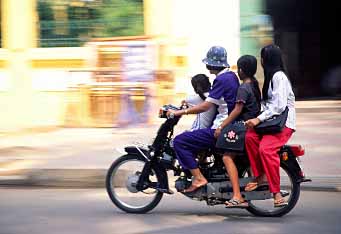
[244,44,296,208]
[183,74,216,130]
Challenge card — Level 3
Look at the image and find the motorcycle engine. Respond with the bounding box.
[175,177,226,202]
[174,177,191,192]
[175,177,243,203]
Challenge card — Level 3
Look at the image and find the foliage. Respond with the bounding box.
[37,0,144,47]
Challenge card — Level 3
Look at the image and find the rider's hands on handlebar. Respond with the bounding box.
[181,100,187,106]
[166,109,186,118]
[166,101,189,118]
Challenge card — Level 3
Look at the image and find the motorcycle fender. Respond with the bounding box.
[281,157,304,182]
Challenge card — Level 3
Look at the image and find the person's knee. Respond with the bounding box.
[259,143,265,154]
[259,144,274,157]
[174,131,194,147]
[223,154,235,163]
[173,135,183,150]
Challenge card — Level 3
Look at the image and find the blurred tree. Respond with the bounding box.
[37,1,56,42]
[98,0,144,37]
[67,3,100,46]
[37,0,144,47]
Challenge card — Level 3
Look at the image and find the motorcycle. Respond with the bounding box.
[106,104,311,217]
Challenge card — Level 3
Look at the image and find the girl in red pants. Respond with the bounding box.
[244,45,296,208]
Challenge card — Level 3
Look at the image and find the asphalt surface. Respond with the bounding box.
[0,188,340,234]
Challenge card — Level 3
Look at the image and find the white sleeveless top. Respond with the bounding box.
[185,92,216,130]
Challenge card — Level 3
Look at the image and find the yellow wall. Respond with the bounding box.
[28,47,93,128]
[0,0,241,131]
[0,49,91,130]
[0,0,92,130]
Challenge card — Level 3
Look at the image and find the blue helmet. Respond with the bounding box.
[202,46,230,68]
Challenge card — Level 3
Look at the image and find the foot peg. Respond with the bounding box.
[157,188,174,194]
[280,190,289,197]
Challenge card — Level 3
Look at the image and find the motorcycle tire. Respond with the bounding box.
[106,154,163,213]
[245,164,300,217]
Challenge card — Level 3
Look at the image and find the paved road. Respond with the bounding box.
[0,188,340,234]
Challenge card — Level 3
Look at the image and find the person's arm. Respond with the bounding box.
[218,103,243,129]
[167,77,225,118]
[214,103,243,138]
[167,101,215,117]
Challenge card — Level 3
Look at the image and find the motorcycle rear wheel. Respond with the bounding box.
[245,164,300,217]
[106,154,163,213]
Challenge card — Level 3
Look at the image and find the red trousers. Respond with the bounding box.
[245,127,294,193]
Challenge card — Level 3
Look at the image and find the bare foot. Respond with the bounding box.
[183,177,207,193]
[225,197,249,208]
[245,175,268,191]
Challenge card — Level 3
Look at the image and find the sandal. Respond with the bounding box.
[274,198,288,207]
[225,198,249,208]
[244,181,268,192]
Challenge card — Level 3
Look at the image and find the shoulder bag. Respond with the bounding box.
[216,121,246,152]
[254,107,289,134]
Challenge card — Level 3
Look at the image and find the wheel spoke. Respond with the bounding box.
[106,155,163,213]
[244,166,300,217]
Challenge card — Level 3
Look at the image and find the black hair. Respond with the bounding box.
[237,55,257,78]
[191,74,211,100]
[205,64,226,73]
[260,44,289,100]
[237,55,261,109]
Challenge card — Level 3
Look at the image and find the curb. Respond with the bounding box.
[296,107,341,113]
[0,169,340,192]
[0,169,106,188]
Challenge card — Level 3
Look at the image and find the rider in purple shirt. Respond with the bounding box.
[167,46,239,193]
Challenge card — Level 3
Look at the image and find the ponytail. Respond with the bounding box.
[197,91,207,101]
[251,76,261,113]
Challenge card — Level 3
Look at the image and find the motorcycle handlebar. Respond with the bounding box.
[159,104,186,119]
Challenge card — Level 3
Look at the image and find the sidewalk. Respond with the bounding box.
[1,100,341,191]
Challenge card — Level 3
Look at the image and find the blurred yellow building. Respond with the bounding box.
[0,0,152,130]
[0,0,268,131]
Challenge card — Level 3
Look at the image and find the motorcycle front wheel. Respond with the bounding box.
[244,164,301,217]
[106,154,163,213]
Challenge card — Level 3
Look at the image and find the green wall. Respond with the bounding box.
[240,0,269,56]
